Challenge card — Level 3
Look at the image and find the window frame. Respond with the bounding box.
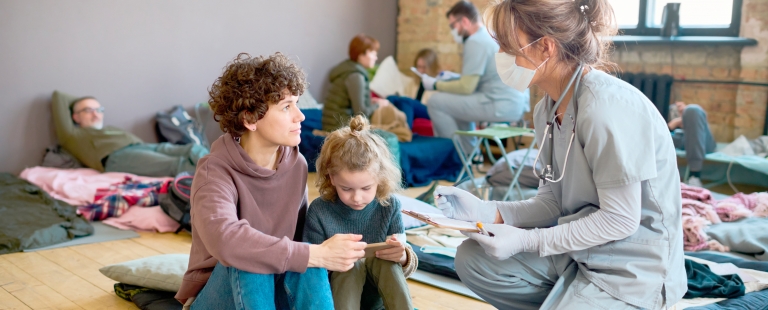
[619,0,742,37]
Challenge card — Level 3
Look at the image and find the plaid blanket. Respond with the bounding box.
[78,177,166,221]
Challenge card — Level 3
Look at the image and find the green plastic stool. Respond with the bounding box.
[453,126,535,201]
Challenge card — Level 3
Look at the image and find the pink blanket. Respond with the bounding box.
[102,206,181,233]
[680,182,768,252]
[20,167,171,206]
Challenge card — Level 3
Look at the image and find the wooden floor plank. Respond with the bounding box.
[0,287,31,310]
[407,280,494,310]
[68,239,160,266]
[0,256,83,310]
[3,253,134,310]
[35,248,116,294]
[102,239,163,258]
[132,232,191,254]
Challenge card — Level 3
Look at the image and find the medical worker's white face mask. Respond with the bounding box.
[495,38,549,92]
[451,28,463,44]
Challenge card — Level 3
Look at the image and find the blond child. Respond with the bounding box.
[304,115,418,310]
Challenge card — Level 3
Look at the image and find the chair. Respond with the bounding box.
[453,125,535,201]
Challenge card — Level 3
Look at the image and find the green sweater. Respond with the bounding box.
[303,196,404,245]
[303,195,419,278]
[51,91,143,171]
[322,60,378,131]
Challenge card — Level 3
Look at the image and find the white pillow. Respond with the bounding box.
[297,90,322,110]
[99,254,189,292]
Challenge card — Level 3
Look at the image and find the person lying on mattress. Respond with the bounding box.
[668,101,717,187]
[304,115,418,310]
[175,53,366,309]
[51,93,209,177]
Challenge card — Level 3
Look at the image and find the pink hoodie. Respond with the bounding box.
[175,133,310,303]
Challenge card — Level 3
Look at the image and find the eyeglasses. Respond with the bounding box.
[76,107,105,114]
[449,19,459,30]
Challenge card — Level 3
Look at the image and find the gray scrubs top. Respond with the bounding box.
[530,70,687,309]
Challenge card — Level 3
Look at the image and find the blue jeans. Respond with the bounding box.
[191,263,334,310]
[387,96,430,129]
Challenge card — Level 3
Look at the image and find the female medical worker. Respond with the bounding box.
[434,0,686,309]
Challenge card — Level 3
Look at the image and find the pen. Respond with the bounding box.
[476,222,489,235]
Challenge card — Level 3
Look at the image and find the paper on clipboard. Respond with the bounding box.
[401,210,480,232]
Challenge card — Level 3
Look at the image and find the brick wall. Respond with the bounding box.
[611,45,742,141]
[397,0,768,141]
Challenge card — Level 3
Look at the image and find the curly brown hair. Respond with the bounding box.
[208,52,307,137]
[315,115,402,206]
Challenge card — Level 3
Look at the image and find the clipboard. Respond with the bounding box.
[401,210,480,232]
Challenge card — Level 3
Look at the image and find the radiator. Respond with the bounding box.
[616,72,674,121]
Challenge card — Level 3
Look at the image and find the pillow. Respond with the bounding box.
[395,194,438,230]
[297,90,322,110]
[99,254,189,292]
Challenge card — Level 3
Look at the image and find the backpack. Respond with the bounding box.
[156,103,209,147]
[370,104,413,142]
[159,172,194,233]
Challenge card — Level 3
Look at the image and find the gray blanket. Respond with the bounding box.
[707,217,768,261]
[0,173,92,254]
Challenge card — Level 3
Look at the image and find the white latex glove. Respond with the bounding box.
[411,67,437,90]
[434,186,497,223]
[465,223,540,260]
[437,71,461,81]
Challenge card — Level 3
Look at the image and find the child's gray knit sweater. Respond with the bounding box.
[303,196,404,245]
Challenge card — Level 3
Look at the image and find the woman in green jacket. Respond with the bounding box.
[322,34,390,131]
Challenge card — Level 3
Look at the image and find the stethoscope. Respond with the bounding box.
[532,63,585,184]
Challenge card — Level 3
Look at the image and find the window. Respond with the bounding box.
[608,0,742,36]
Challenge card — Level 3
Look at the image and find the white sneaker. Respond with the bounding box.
[687,176,703,188]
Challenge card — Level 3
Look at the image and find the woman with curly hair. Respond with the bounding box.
[304,115,417,310]
[175,53,366,309]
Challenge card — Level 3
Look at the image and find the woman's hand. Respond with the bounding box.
[376,235,407,265]
[308,234,366,272]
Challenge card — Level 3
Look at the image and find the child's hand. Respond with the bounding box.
[376,234,407,265]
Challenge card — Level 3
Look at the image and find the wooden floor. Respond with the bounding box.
[4,168,764,310]
[0,173,493,310]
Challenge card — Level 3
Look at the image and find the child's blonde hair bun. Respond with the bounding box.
[348,115,370,136]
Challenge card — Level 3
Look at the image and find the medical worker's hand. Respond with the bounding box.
[435,186,497,223]
[416,73,437,90]
[465,224,540,260]
[437,71,461,81]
